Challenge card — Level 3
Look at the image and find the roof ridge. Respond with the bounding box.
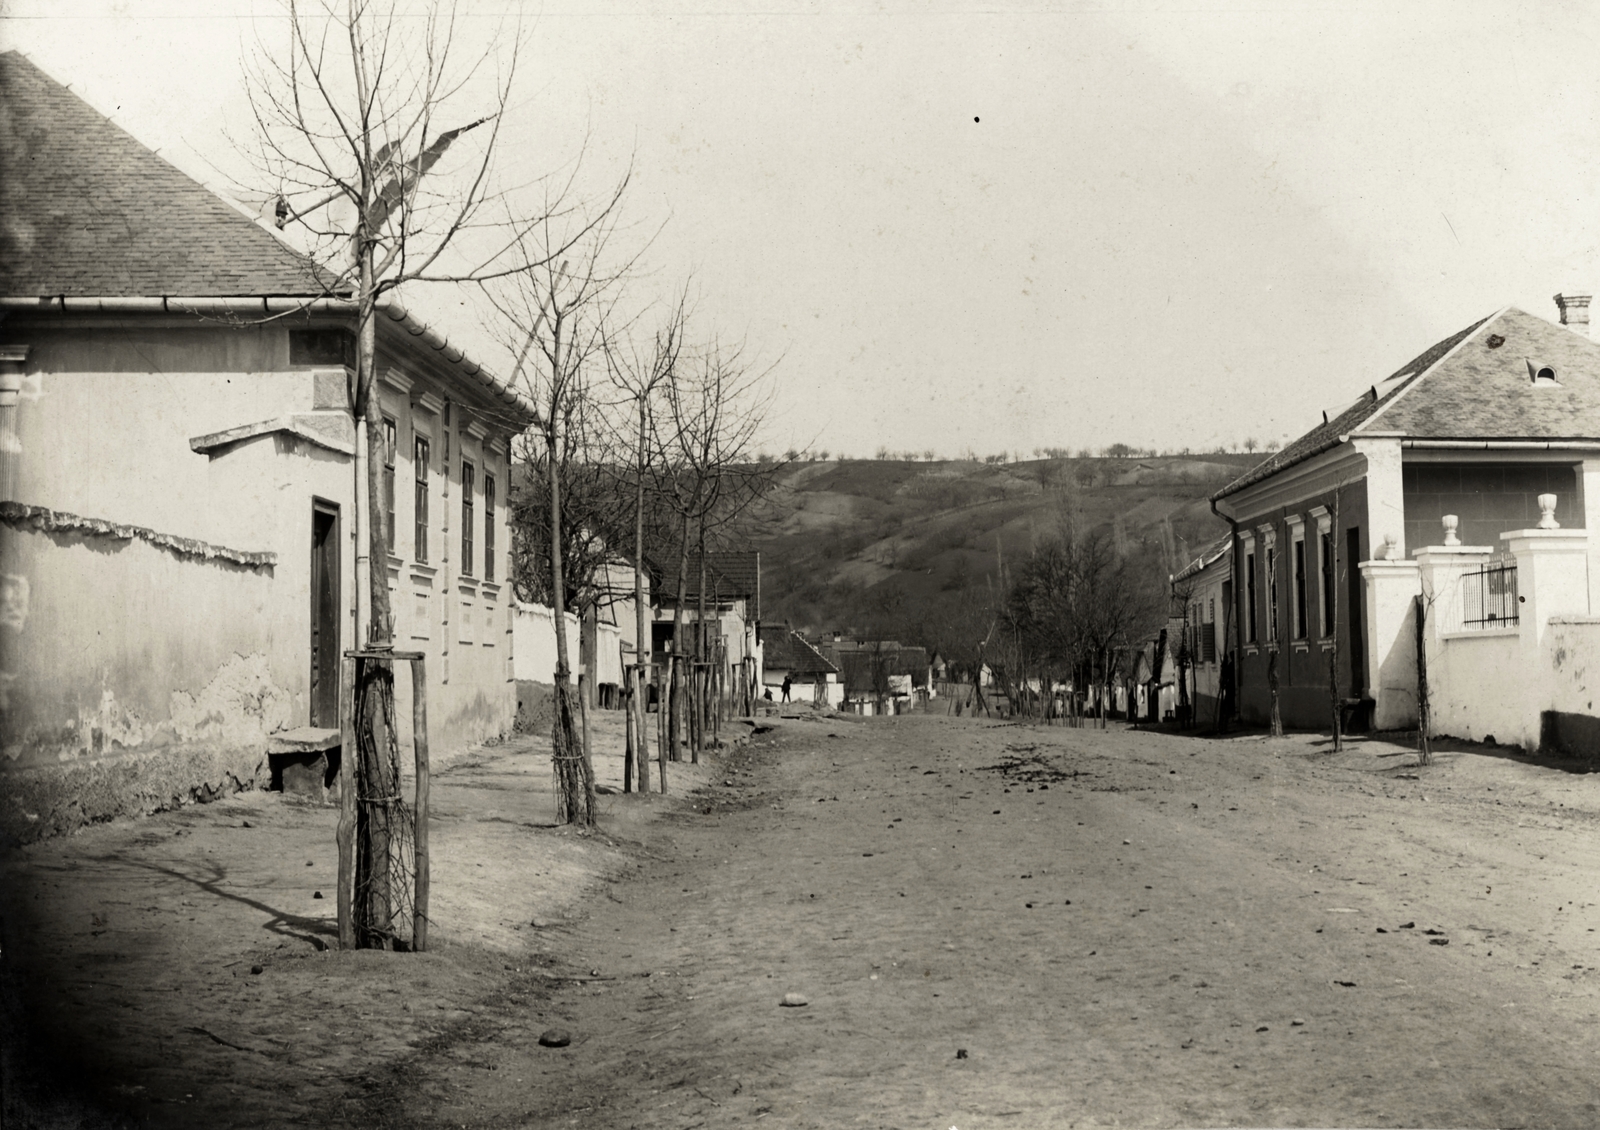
[1211,309,1502,502]
[1357,307,1508,435]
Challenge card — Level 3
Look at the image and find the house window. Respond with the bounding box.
[288,329,354,367]
[1246,551,1258,643]
[1267,546,1279,644]
[1321,532,1335,636]
[1293,536,1308,640]
[484,472,496,583]
[461,460,475,577]
[1203,597,1217,663]
[414,436,430,563]
[383,416,397,554]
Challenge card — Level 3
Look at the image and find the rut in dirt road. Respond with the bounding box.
[382,715,1600,1130]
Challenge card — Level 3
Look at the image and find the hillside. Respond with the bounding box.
[739,453,1262,653]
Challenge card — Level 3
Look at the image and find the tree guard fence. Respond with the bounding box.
[338,649,431,952]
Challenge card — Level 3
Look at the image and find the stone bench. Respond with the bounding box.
[266,727,341,798]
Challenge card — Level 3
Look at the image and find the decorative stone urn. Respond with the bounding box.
[1441,514,1460,546]
[1537,493,1560,530]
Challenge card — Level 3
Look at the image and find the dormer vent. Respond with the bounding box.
[1526,359,1560,386]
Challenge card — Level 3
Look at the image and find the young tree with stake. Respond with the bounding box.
[245,0,592,947]
[483,204,638,826]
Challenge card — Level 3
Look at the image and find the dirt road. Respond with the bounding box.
[8,713,1600,1128]
[373,714,1600,1129]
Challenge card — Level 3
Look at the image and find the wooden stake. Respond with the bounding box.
[410,655,430,953]
[622,669,635,794]
[337,655,357,950]
[578,671,592,784]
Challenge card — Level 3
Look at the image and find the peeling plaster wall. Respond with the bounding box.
[0,529,288,842]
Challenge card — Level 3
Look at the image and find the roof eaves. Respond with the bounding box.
[377,298,537,428]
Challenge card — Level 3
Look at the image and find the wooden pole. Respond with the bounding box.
[622,664,635,794]
[658,665,669,792]
[578,671,593,784]
[409,655,430,954]
[337,655,357,950]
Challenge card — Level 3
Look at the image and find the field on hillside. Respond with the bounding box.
[738,453,1261,648]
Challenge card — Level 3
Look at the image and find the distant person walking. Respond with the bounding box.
[781,675,792,703]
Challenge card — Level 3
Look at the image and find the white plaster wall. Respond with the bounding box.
[595,621,624,686]
[512,602,581,684]
[17,366,313,542]
[1430,630,1528,746]
[1545,620,1600,716]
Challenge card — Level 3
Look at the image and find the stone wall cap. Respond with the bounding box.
[1359,558,1421,571]
[1500,528,1589,541]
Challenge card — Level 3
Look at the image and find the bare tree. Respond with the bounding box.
[243,0,596,948]
[508,406,633,622]
[657,339,775,762]
[604,289,690,792]
[1005,508,1165,730]
[483,199,637,826]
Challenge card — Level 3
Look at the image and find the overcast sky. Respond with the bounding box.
[5,1,1599,458]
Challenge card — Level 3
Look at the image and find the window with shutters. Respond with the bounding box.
[461,460,475,576]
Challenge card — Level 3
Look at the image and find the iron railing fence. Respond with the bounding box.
[1461,560,1519,630]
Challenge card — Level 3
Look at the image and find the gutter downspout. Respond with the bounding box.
[1212,495,1241,727]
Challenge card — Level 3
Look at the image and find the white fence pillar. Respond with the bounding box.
[1358,557,1421,729]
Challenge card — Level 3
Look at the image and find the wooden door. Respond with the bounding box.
[1346,526,1364,696]
[310,500,341,727]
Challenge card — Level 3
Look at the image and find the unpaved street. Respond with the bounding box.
[376,714,1600,1129]
[9,714,1600,1128]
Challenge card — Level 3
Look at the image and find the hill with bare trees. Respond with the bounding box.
[739,453,1262,658]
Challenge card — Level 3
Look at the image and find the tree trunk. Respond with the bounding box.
[1268,649,1284,738]
[353,252,400,949]
[693,547,710,763]
[668,512,692,762]
[1415,594,1431,766]
[547,417,596,826]
[632,397,651,791]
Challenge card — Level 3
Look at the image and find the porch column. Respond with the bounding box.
[1353,434,1407,559]
[1358,557,1421,729]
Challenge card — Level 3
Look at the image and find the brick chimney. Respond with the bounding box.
[1554,292,1591,337]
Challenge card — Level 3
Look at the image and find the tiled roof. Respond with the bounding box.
[759,627,838,677]
[0,51,328,297]
[888,646,928,680]
[1213,315,1491,500]
[822,640,927,692]
[1371,307,1600,438]
[651,551,761,620]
